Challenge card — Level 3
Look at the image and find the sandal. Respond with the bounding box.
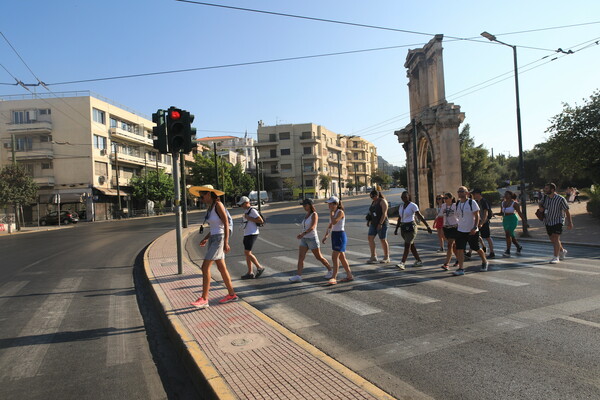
[339,277,354,282]
[441,264,449,271]
[241,273,255,280]
[326,278,337,286]
[255,267,265,278]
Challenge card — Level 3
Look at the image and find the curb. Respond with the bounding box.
[143,231,237,400]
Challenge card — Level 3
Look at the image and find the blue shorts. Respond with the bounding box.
[299,236,320,250]
[331,231,347,252]
[368,222,388,239]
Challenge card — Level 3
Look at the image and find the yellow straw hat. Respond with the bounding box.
[188,184,225,197]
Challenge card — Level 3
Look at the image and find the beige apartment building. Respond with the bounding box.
[256,122,377,199]
[0,91,172,223]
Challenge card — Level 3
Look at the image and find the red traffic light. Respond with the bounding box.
[170,110,181,120]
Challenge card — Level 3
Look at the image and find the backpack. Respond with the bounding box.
[202,204,234,235]
[247,207,266,227]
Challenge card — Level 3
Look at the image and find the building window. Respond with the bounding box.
[16,136,33,151]
[271,164,278,174]
[270,149,277,158]
[110,118,117,128]
[93,108,106,124]
[93,135,107,150]
[301,131,312,139]
[305,180,314,187]
[281,164,292,172]
[12,110,37,124]
[40,135,52,143]
[42,162,53,170]
[303,163,314,172]
[303,147,312,155]
[279,132,290,140]
[22,163,34,177]
[269,134,276,142]
[280,148,291,156]
[39,109,51,115]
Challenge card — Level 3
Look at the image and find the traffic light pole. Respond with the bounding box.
[172,152,183,275]
[180,152,188,228]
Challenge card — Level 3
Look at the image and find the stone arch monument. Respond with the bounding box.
[395,34,465,214]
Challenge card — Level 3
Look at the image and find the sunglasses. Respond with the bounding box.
[457,190,466,193]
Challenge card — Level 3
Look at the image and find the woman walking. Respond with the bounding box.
[190,185,237,309]
[322,196,353,285]
[394,191,432,270]
[440,193,459,271]
[367,190,391,264]
[496,190,524,257]
[433,195,446,252]
[289,198,332,283]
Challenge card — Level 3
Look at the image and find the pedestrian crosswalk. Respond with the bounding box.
[231,240,600,332]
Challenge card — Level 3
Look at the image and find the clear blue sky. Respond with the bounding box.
[1,1,599,167]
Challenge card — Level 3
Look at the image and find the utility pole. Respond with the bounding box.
[254,146,261,214]
[213,143,219,190]
[11,135,20,231]
[144,152,149,216]
[155,153,160,215]
[114,145,122,219]
[337,151,342,201]
[412,118,419,206]
[180,153,188,228]
[354,163,358,195]
[172,152,183,274]
[301,154,305,200]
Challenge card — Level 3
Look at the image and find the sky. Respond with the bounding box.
[1,0,599,167]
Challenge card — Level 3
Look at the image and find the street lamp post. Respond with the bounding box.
[481,31,529,236]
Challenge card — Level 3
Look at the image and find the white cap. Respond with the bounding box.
[325,196,339,204]
[237,196,251,205]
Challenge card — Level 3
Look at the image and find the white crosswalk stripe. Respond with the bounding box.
[464,274,529,287]
[0,277,83,380]
[0,281,28,308]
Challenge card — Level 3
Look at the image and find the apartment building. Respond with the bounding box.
[196,135,255,170]
[0,91,172,222]
[256,122,377,198]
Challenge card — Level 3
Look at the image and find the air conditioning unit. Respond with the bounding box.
[98,175,106,184]
[100,149,107,156]
[3,143,11,149]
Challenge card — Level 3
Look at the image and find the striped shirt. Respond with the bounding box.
[540,194,569,226]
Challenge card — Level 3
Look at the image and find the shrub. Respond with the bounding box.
[482,191,501,206]
[586,184,600,218]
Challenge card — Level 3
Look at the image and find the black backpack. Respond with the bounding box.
[247,207,266,227]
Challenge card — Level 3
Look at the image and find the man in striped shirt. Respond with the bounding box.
[537,183,573,264]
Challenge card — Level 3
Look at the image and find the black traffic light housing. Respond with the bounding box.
[166,106,197,154]
[152,109,168,154]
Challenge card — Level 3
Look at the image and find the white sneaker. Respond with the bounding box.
[380,258,391,264]
[549,257,560,264]
[413,260,423,267]
[559,249,568,260]
[324,270,333,279]
[367,257,379,264]
[396,262,406,270]
[289,275,303,283]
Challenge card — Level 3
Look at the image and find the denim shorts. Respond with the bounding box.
[368,222,388,239]
[331,231,347,252]
[299,236,320,250]
[205,234,224,260]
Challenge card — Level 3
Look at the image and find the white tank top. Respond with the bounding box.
[502,201,516,214]
[331,209,345,232]
[207,205,225,235]
[302,213,317,239]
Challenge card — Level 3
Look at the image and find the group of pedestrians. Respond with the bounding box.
[189,182,574,309]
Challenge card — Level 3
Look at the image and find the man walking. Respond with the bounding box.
[537,183,573,264]
[453,186,489,276]
[238,196,266,279]
[471,189,496,259]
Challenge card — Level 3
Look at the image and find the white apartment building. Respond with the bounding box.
[0,91,172,222]
[256,122,377,199]
[196,135,255,170]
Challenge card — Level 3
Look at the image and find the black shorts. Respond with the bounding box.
[443,226,458,240]
[243,234,258,251]
[455,231,481,251]
[546,224,563,236]
[479,222,491,239]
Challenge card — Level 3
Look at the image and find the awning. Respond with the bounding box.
[94,187,130,197]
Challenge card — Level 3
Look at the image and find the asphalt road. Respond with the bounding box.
[0,216,199,399]
[188,190,600,400]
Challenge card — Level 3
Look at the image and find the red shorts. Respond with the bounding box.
[433,216,444,229]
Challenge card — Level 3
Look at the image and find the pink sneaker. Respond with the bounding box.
[219,294,239,304]
[191,297,209,309]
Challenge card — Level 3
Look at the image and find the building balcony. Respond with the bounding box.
[299,135,318,143]
[301,153,318,160]
[109,127,152,145]
[33,176,55,186]
[259,154,280,161]
[7,121,53,134]
[326,142,342,151]
[255,141,278,146]
[111,177,133,187]
[15,145,54,160]
[111,151,169,168]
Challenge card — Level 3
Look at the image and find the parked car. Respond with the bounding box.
[248,190,268,205]
[40,211,79,226]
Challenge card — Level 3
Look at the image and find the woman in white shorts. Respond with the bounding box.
[189,185,237,309]
[289,198,332,283]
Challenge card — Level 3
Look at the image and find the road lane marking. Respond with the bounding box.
[420,278,487,294]
[0,277,82,380]
[257,236,286,249]
[0,281,28,307]
[532,265,599,275]
[559,316,600,329]
[464,274,529,287]
[106,276,136,367]
[500,269,565,281]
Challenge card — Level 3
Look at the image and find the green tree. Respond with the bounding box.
[130,169,174,206]
[392,168,407,187]
[319,174,331,197]
[282,177,296,191]
[545,90,600,185]
[229,163,256,197]
[371,170,392,189]
[0,165,38,231]
[459,124,498,190]
[346,179,355,193]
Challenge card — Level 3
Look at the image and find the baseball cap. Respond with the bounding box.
[299,198,314,206]
[237,196,250,205]
[471,188,482,194]
[325,196,339,204]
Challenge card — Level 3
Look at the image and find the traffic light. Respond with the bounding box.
[152,109,167,154]
[182,112,197,154]
[167,107,185,153]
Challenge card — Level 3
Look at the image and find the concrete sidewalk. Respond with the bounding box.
[144,228,396,400]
